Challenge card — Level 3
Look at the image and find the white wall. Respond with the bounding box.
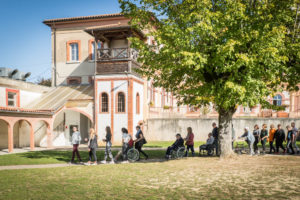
[97,80,111,140]
[34,120,48,147]
[113,80,128,141]
[20,90,43,107]
[133,81,144,128]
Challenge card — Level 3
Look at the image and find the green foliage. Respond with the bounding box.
[120,0,300,113]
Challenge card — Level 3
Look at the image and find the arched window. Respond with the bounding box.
[117,92,125,113]
[273,94,282,106]
[136,93,140,114]
[100,93,109,113]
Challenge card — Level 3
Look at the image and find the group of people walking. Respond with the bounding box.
[70,121,299,164]
[70,125,148,165]
[239,122,300,155]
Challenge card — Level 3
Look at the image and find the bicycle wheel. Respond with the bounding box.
[127,148,139,162]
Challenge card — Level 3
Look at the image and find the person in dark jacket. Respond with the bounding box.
[101,126,114,164]
[286,125,295,154]
[212,122,219,156]
[253,124,260,154]
[165,133,184,159]
[275,124,286,154]
[260,124,268,154]
[134,126,148,160]
[86,128,98,165]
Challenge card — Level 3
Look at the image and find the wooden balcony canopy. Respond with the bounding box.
[84,25,145,42]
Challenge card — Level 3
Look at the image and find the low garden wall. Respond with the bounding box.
[145,118,300,141]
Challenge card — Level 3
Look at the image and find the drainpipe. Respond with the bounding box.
[52,23,57,87]
[92,30,97,129]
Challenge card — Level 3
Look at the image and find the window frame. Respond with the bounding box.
[99,92,109,113]
[273,94,282,106]
[116,92,126,113]
[89,40,102,60]
[67,40,81,62]
[6,88,20,107]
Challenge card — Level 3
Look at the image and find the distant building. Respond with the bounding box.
[0,13,299,152]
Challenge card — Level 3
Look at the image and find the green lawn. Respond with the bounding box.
[0,141,299,166]
[0,156,299,199]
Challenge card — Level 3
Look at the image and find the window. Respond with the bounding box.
[117,92,125,113]
[6,89,19,107]
[100,93,109,113]
[89,40,102,60]
[273,94,282,106]
[67,40,81,62]
[7,92,16,107]
[136,93,140,114]
[67,77,81,85]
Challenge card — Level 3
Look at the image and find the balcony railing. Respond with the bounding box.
[97,48,139,61]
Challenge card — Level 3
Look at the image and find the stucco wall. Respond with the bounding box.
[0,120,8,149]
[145,118,300,141]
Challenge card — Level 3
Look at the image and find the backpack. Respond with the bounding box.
[128,138,134,148]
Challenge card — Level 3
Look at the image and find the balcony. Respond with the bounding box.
[97,48,138,61]
[96,48,140,75]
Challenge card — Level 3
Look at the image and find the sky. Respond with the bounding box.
[0,0,121,82]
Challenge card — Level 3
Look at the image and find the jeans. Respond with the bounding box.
[135,142,148,159]
[287,140,295,154]
[122,143,129,160]
[214,139,219,155]
[293,140,299,152]
[71,144,81,161]
[185,145,195,156]
[89,148,97,162]
[261,140,266,152]
[254,139,259,153]
[247,141,254,155]
[104,141,113,160]
[269,141,275,153]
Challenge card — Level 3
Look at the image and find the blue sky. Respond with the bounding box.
[0,0,121,82]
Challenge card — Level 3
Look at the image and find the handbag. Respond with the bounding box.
[143,138,147,144]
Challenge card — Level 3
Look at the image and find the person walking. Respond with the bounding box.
[184,127,195,157]
[86,128,98,165]
[275,124,286,154]
[253,125,260,154]
[70,126,82,163]
[212,122,219,156]
[238,127,255,155]
[268,124,276,154]
[134,126,149,160]
[101,126,114,164]
[260,124,268,154]
[286,125,295,155]
[291,122,300,154]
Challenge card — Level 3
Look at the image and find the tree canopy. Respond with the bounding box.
[120,0,300,112]
[119,0,300,156]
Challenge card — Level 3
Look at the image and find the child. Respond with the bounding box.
[286,125,295,155]
[86,128,98,165]
[165,133,184,159]
[268,124,276,154]
[239,127,255,155]
[275,124,286,154]
[101,126,114,164]
[184,127,195,157]
[253,125,260,154]
[260,124,268,154]
[114,128,131,163]
[199,133,214,150]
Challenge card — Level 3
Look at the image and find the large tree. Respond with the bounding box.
[119,0,300,157]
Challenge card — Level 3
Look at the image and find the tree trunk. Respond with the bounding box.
[218,107,235,158]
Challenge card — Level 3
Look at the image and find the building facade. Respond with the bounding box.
[0,13,299,152]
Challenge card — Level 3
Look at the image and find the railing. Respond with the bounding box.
[97,48,139,61]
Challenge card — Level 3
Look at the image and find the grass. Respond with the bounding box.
[0,155,299,199]
[0,140,299,166]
